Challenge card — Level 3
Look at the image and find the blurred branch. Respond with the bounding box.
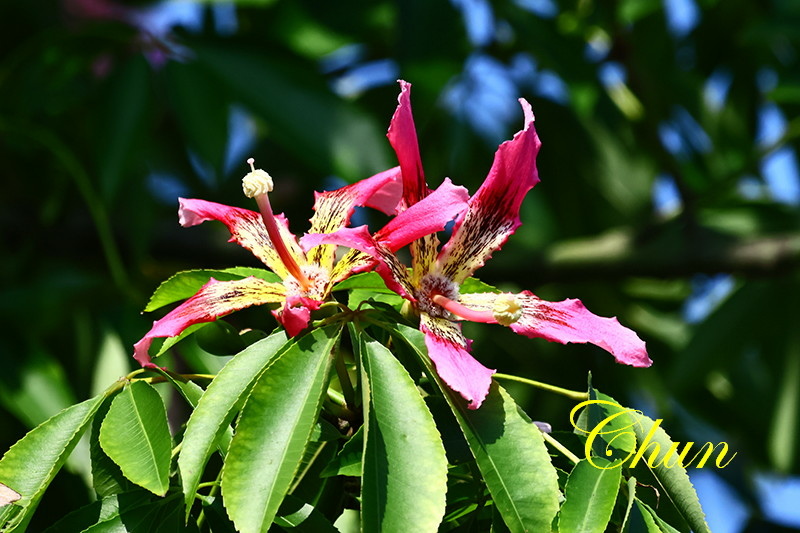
[508,228,800,283]
[0,119,133,296]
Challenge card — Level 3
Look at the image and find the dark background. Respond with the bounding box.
[1,0,799,530]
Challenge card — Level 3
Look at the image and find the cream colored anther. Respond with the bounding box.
[242,158,274,198]
[492,294,523,326]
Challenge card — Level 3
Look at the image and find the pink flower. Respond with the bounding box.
[133,161,468,368]
[303,81,651,409]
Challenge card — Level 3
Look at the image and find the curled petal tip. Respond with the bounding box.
[518,98,535,125]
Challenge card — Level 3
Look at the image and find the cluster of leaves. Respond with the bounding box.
[0,269,709,532]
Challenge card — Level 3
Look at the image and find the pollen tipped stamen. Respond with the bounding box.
[431,294,497,324]
[243,159,311,291]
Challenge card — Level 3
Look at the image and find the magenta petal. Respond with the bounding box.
[510,291,652,368]
[421,315,495,409]
[437,100,541,283]
[375,177,469,251]
[178,198,303,278]
[388,80,427,208]
[273,296,321,337]
[132,276,285,367]
[359,167,404,216]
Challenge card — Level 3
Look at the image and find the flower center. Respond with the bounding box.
[416,274,460,318]
[284,265,329,300]
[421,275,523,326]
[243,158,311,290]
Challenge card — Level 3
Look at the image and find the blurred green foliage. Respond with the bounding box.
[1,0,799,529]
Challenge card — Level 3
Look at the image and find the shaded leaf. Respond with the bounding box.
[274,494,339,532]
[41,490,175,532]
[96,55,150,200]
[630,499,682,533]
[320,425,363,478]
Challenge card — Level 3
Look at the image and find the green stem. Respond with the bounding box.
[197,464,224,529]
[493,373,588,401]
[334,336,356,409]
[541,432,581,465]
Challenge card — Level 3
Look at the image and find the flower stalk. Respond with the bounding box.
[493,373,589,401]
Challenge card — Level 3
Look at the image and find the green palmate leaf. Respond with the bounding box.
[144,267,281,312]
[355,328,448,533]
[0,394,104,532]
[391,324,560,533]
[178,331,289,515]
[99,381,172,496]
[557,458,621,533]
[626,410,711,533]
[221,325,342,533]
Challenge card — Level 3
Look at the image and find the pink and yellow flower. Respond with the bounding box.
[303,81,651,409]
[133,160,469,367]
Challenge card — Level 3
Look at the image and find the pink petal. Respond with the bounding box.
[178,198,305,279]
[388,80,427,208]
[300,178,467,299]
[510,291,652,367]
[420,314,495,409]
[133,277,286,367]
[437,100,541,283]
[374,178,469,251]
[273,296,322,337]
[359,167,405,216]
